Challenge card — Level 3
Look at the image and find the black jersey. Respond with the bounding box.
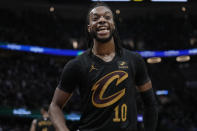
[36,117,55,131]
[58,48,150,131]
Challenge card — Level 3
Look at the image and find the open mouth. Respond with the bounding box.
[96,26,110,35]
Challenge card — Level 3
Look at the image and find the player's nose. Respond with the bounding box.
[98,16,107,24]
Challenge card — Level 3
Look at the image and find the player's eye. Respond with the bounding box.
[93,17,98,21]
[92,14,99,21]
[105,16,111,20]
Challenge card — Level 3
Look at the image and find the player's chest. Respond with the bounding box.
[86,60,132,86]
[81,59,134,108]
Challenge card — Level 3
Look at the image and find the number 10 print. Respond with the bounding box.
[113,104,127,122]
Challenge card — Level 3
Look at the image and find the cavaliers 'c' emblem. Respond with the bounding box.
[91,70,128,108]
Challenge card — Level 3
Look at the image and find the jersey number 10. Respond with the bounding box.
[113,104,127,122]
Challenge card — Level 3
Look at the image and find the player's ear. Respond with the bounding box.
[88,25,91,33]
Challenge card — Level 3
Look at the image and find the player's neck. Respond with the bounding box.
[92,38,115,56]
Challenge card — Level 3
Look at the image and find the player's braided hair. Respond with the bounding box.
[85,2,122,56]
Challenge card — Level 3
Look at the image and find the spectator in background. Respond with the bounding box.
[30,105,55,131]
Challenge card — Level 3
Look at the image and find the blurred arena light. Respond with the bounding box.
[13,108,31,115]
[115,9,120,15]
[65,113,144,122]
[151,0,187,2]
[1,42,197,58]
[176,55,190,62]
[133,0,143,2]
[137,114,143,122]
[156,90,168,95]
[66,113,81,121]
[147,57,162,64]
[181,6,186,12]
[92,0,130,1]
[72,40,78,49]
[49,6,55,12]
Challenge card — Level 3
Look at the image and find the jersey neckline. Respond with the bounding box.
[90,50,118,65]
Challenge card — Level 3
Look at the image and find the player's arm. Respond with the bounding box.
[30,119,37,131]
[137,80,158,131]
[134,53,158,131]
[49,59,80,131]
[49,88,72,131]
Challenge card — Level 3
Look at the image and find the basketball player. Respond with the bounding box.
[30,105,55,131]
[49,2,158,131]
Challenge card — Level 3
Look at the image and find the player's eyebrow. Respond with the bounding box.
[104,11,112,15]
[91,11,112,16]
[92,13,99,17]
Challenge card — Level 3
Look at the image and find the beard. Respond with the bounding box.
[90,28,114,43]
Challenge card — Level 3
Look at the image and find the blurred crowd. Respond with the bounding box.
[1,53,197,131]
[0,6,197,131]
[0,54,62,109]
[0,8,197,50]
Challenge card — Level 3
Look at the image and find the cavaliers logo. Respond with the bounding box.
[91,70,128,108]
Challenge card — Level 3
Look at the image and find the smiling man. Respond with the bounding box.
[49,2,158,131]
[89,6,114,43]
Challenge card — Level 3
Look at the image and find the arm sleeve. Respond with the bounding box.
[57,59,80,93]
[141,88,158,131]
[134,53,150,86]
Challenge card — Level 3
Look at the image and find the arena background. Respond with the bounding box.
[0,0,197,130]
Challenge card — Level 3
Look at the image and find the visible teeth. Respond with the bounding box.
[99,29,107,31]
[100,27,106,30]
[97,27,108,31]
[98,29,108,31]
[97,30,109,34]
